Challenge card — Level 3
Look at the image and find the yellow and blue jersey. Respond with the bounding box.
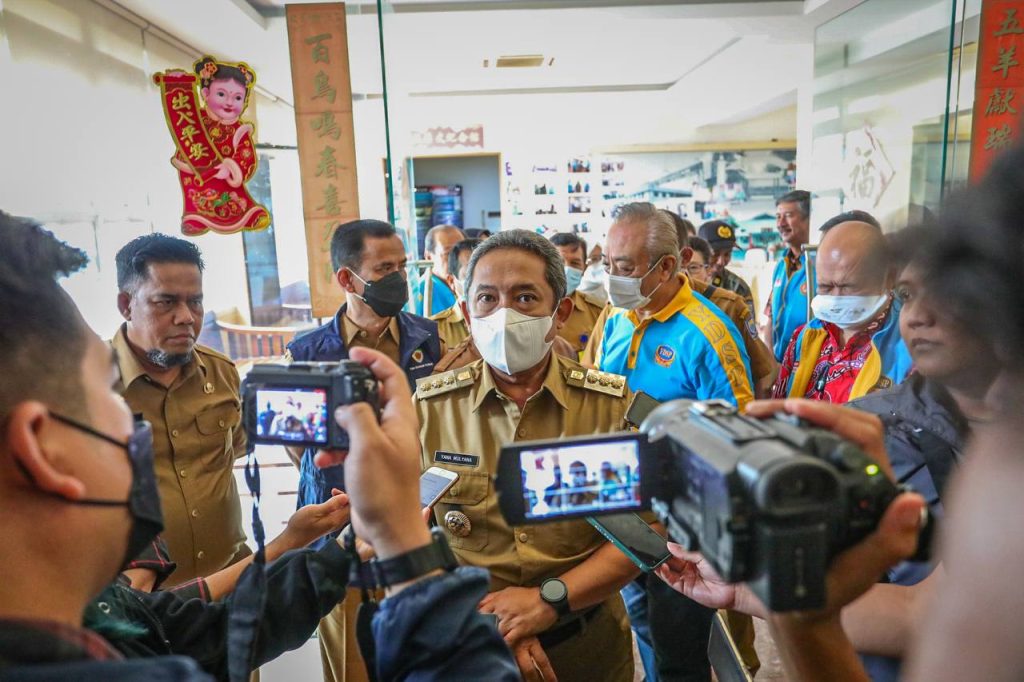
[769,253,813,361]
[593,274,754,409]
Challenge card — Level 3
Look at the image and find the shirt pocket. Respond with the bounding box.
[195,401,241,463]
[434,470,490,552]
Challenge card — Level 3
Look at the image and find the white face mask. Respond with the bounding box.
[564,266,584,295]
[811,294,889,330]
[606,257,665,310]
[471,307,556,375]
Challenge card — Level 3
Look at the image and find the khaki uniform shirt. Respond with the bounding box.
[691,278,776,384]
[429,304,470,349]
[341,314,401,364]
[711,267,755,313]
[415,354,631,591]
[112,327,246,584]
[559,290,606,357]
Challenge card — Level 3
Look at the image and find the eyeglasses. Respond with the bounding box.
[685,264,710,276]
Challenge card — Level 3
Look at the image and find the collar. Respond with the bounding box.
[472,353,570,413]
[784,248,804,275]
[111,325,202,388]
[627,273,693,326]
[340,308,400,346]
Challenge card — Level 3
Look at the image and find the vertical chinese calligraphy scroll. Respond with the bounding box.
[286,3,359,317]
[969,1,1024,180]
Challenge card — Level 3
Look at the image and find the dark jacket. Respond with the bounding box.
[287,306,443,534]
[0,565,518,682]
[849,373,966,682]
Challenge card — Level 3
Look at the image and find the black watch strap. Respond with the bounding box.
[370,527,458,588]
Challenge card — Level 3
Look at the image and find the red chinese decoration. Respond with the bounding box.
[970,1,1024,180]
[153,56,271,235]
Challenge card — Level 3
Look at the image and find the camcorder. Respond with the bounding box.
[496,398,932,611]
[241,361,380,450]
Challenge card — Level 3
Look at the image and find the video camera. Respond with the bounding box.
[241,361,380,450]
[496,398,931,611]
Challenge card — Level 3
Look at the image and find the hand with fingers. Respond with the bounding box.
[478,586,559,646]
[511,636,558,682]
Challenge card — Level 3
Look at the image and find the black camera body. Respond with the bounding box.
[241,361,379,450]
[496,399,929,611]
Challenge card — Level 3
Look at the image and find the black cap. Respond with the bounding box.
[698,220,737,250]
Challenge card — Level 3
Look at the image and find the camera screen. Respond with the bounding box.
[254,388,329,444]
[520,439,642,520]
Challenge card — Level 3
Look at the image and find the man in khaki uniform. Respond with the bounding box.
[550,232,606,356]
[112,234,247,586]
[429,237,481,349]
[416,230,639,682]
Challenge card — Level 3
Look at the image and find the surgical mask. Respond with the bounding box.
[471,307,555,375]
[41,414,164,570]
[349,270,409,318]
[564,266,584,295]
[811,294,889,330]
[606,257,666,310]
[577,263,608,302]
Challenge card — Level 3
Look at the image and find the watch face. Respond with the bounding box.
[541,579,568,603]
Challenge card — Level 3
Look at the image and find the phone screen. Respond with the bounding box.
[588,513,670,571]
[517,438,642,521]
[254,387,328,444]
[420,470,457,507]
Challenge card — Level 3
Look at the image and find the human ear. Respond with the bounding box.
[5,403,87,501]
[336,268,356,294]
[552,297,574,332]
[117,291,132,322]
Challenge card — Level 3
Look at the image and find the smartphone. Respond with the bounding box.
[420,467,459,508]
[586,512,670,572]
[708,611,753,682]
[625,391,662,429]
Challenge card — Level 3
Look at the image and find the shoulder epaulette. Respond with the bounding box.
[565,367,627,398]
[416,367,476,399]
[194,343,236,367]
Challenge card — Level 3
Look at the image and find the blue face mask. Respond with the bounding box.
[564,266,584,295]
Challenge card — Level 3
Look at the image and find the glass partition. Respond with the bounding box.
[808,0,980,231]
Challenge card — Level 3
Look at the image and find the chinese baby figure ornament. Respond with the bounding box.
[153,56,271,235]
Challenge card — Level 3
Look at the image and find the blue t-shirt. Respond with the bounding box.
[415,273,456,317]
[595,275,754,407]
[769,253,812,361]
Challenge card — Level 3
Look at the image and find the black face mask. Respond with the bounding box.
[350,269,409,318]
[45,414,165,569]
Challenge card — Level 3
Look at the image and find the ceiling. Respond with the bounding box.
[111,0,826,146]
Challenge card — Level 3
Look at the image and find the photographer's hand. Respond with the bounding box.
[511,636,557,682]
[319,348,432,591]
[746,399,894,479]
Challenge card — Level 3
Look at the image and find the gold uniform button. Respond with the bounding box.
[179,469,187,478]
[191,509,199,518]
[518,532,528,543]
[171,429,180,438]
[204,382,215,394]
[450,487,460,496]
[197,550,205,560]
[218,419,226,428]
[444,510,471,538]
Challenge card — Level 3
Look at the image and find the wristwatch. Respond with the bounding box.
[540,577,571,617]
[370,527,458,588]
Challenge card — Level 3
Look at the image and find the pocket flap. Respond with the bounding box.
[441,470,489,505]
[196,403,241,435]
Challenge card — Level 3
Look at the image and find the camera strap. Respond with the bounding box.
[226,443,268,682]
[342,526,380,682]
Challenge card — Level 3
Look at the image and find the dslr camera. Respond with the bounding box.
[496,399,930,611]
[241,361,380,450]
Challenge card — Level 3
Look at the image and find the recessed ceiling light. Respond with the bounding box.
[494,55,546,68]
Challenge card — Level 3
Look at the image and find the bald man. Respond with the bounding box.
[771,218,912,403]
[416,224,466,316]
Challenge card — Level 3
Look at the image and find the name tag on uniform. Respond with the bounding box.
[434,451,479,467]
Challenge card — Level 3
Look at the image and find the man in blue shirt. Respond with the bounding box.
[764,190,813,360]
[590,202,754,682]
[285,218,443,682]
[415,224,465,316]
